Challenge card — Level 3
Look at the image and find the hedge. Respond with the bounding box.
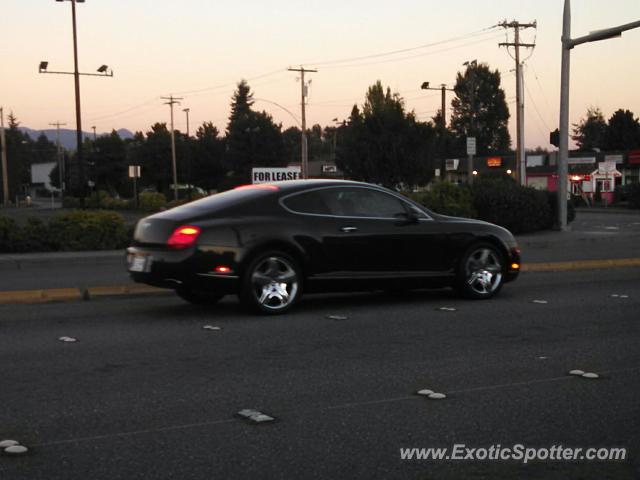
[0,211,129,253]
[410,178,575,234]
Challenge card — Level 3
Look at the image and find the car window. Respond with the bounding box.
[282,191,332,215]
[321,187,408,218]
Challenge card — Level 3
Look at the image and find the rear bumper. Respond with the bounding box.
[126,246,240,294]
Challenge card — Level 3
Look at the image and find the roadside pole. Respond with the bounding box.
[0,107,8,206]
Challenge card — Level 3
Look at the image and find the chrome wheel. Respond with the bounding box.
[464,247,503,296]
[250,256,299,311]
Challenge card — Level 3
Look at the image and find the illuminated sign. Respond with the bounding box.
[487,157,502,167]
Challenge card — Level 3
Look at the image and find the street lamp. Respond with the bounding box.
[556,0,640,230]
[39,0,113,205]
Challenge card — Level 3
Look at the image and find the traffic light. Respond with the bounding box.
[550,129,560,148]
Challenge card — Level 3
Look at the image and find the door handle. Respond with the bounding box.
[340,226,358,233]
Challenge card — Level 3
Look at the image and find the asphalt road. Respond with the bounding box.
[0,267,638,479]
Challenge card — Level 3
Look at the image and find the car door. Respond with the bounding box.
[317,186,448,276]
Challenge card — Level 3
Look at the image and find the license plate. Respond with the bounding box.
[128,254,151,272]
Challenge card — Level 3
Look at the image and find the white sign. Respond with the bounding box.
[604,154,624,164]
[466,137,476,156]
[321,164,337,173]
[252,167,301,184]
[526,155,544,167]
[598,160,616,174]
[434,168,441,177]
[568,157,595,165]
[128,165,141,178]
[445,159,459,171]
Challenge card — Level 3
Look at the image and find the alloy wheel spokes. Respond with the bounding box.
[252,257,298,310]
[466,249,503,295]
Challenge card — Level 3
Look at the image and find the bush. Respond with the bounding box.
[48,210,129,251]
[625,183,640,209]
[20,217,51,252]
[0,217,23,253]
[408,182,476,218]
[138,191,167,211]
[472,177,552,234]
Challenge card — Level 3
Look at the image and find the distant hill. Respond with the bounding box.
[19,127,134,150]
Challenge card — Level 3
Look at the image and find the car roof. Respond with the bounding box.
[266,179,378,193]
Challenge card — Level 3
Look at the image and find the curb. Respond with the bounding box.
[0,285,165,306]
[0,258,638,307]
[521,258,640,272]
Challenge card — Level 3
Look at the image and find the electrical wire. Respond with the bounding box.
[302,25,500,67]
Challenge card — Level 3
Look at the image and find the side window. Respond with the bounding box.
[321,188,408,218]
[282,191,331,215]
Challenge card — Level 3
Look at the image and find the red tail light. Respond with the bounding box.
[167,225,201,249]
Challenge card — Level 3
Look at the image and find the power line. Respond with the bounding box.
[304,26,499,67]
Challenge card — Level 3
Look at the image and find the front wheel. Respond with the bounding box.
[456,243,505,299]
[240,251,302,314]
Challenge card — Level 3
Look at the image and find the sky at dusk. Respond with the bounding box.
[1,0,640,150]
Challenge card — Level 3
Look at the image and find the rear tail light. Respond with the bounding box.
[167,225,201,249]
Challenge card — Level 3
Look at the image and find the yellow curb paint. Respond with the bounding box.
[87,285,165,297]
[0,288,79,305]
[522,257,640,272]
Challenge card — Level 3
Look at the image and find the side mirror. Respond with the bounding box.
[394,211,419,225]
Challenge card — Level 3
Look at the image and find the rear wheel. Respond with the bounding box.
[175,287,224,305]
[240,251,302,314]
[456,243,504,299]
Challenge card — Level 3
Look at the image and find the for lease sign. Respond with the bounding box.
[252,167,301,184]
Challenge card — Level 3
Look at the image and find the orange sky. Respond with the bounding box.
[1,0,639,149]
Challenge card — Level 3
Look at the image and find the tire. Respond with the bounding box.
[456,242,505,299]
[176,287,224,305]
[239,250,302,314]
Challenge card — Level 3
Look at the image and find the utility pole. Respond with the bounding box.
[288,66,317,179]
[421,81,454,179]
[1,107,8,206]
[183,107,191,200]
[499,20,537,186]
[49,121,67,193]
[161,95,183,201]
[91,126,97,141]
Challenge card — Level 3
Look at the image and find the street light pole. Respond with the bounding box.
[0,107,8,207]
[557,0,640,230]
[183,108,191,200]
[421,81,454,180]
[69,0,86,201]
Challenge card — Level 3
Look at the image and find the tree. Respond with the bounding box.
[86,130,127,195]
[336,81,436,188]
[2,113,33,200]
[449,62,511,155]
[224,80,285,184]
[604,109,640,151]
[192,122,226,191]
[572,107,607,151]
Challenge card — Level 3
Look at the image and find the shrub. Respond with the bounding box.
[625,183,640,209]
[20,217,51,252]
[0,216,23,253]
[48,210,129,251]
[138,191,167,211]
[408,182,476,218]
[472,177,552,234]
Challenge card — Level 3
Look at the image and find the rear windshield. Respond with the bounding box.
[167,187,275,215]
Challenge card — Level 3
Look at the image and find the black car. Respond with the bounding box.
[127,180,520,314]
